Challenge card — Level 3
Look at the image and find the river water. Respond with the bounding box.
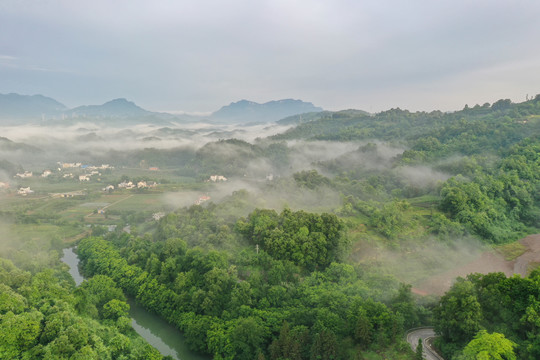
[61,247,208,360]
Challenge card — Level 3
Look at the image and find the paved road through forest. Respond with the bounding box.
[406,327,444,360]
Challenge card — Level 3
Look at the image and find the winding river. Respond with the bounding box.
[61,248,208,360]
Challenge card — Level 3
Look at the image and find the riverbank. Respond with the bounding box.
[61,247,208,360]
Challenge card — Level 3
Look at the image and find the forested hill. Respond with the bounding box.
[273,96,540,155]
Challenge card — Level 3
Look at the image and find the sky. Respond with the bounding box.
[1,0,540,114]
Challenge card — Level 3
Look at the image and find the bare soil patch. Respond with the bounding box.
[413,234,540,296]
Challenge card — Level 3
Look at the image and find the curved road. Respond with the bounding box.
[406,327,444,360]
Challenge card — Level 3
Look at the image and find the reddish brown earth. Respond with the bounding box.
[413,234,540,296]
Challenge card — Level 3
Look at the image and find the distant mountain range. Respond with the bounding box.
[0,93,324,125]
[211,99,323,123]
[69,98,151,118]
[0,93,67,122]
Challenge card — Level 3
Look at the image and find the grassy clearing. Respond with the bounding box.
[496,242,527,261]
[528,261,540,274]
[10,223,82,240]
[104,193,166,211]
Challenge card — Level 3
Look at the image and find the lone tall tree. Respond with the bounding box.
[416,338,423,360]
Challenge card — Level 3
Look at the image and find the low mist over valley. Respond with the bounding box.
[2,1,540,358]
[1,91,540,359]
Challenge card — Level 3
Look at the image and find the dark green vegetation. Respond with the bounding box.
[433,271,540,359]
[0,259,164,359]
[77,215,422,359]
[1,95,540,359]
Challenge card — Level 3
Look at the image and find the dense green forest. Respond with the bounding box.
[1,96,540,359]
[433,270,540,359]
[0,258,164,359]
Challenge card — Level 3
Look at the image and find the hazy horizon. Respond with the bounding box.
[2,1,540,114]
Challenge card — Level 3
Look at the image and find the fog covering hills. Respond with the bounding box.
[0,93,324,125]
[1,92,540,359]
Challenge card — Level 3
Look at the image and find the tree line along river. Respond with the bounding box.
[61,247,208,360]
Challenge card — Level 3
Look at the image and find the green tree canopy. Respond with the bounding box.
[459,330,516,360]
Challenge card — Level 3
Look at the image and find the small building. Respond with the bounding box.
[149,167,159,171]
[41,170,52,178]
[17,187,34,196]
[118,181,135,189]
[153,212,165,221]
[58,191,85,198]
[195,195,211,205]
[98,209,106,214]
[208,175,227,182]
[0,182,9,189]
[79,175,90,181]
[102,185,114,192]
[60,162,81,169]
[15,171,33,178]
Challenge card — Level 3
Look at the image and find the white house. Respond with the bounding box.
[79,175,90,181]
[17,187,34,196]
[153,212,165,221]
[209,175,227,182]
[15,171,33,178]
[118,181,135,189]
[102,185,114,192]
[42,170,52,178]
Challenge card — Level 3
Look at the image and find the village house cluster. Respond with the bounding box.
[57,162,113,171]
[56,162,114,182]
[116,180,157,191]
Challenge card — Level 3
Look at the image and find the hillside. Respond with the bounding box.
[0,93,67,123]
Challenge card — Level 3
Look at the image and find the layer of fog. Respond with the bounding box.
[352,235,491,294]
[162,178,342,217]
[397,165,451,188]
[0,118,458,219]
[0,121,293,168]
[0,219,61,273]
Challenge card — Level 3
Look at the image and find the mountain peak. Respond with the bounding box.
[212,99,323,123]
[104,98,134,105]
[70,98,149,117]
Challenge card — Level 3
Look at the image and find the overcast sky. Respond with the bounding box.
[1,0,539,113]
